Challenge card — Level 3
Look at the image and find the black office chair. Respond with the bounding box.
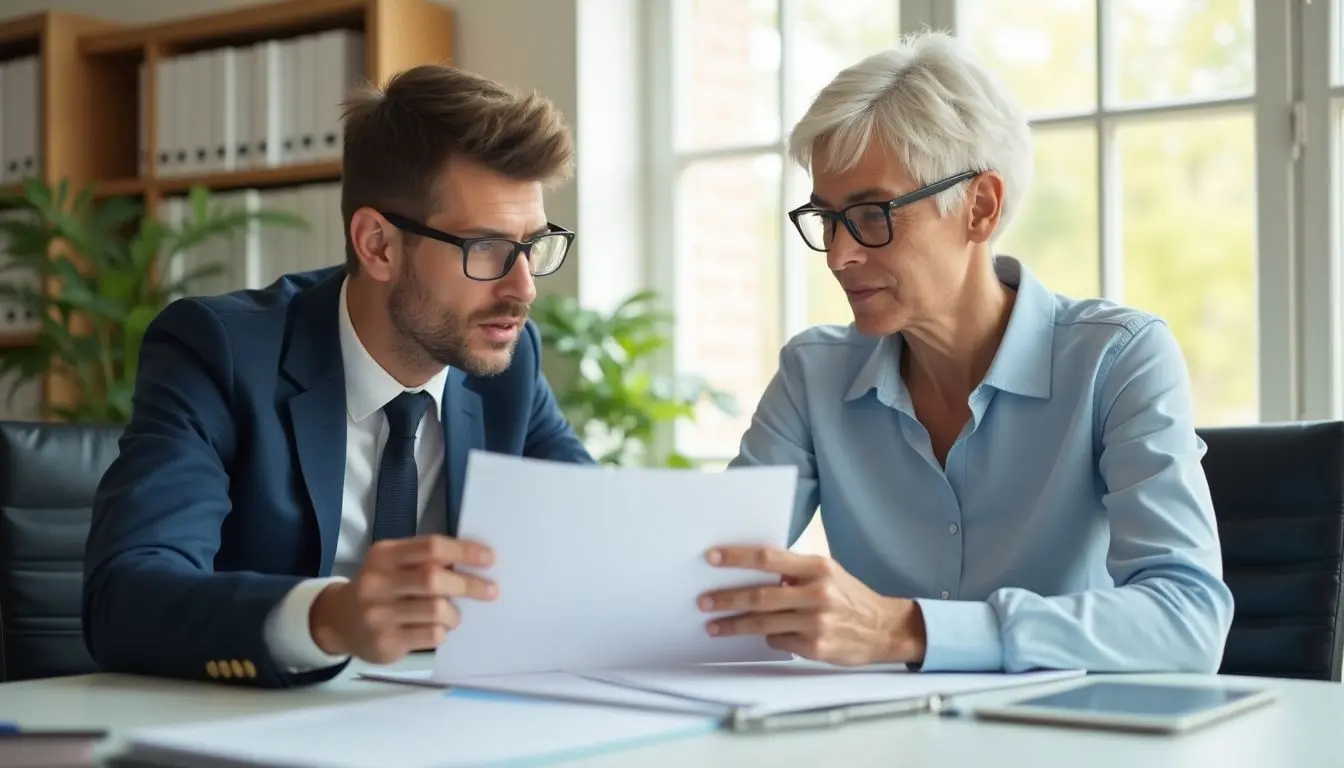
[1199,420,1344,681]
[0,420,122,682]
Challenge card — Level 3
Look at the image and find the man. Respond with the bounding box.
[82,64,594,689]
[699,32,1233,673]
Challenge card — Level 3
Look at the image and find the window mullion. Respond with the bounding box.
[1297,0,1341,419]
[1096,0,1122,302]
[643,0,680,461]
[778,0,805,340]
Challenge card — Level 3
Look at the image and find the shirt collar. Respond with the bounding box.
[338,276,450,423]
[845,255,1055,404]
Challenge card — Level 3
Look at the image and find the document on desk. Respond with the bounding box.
[433,451,798,680]
[580,660,1087,719]
[118,690,718,768]
[362,661,1084,729]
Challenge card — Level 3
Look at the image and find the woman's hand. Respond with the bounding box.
[699,546,927,666]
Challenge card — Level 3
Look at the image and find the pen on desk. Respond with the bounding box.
[726,694,946,732]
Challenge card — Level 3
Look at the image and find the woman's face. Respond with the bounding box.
[806,142,995,338]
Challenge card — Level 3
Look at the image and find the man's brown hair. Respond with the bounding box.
[339,64,574,272]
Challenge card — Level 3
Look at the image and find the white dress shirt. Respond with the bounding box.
[263,277,450,671]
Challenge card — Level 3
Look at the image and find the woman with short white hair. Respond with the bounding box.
[697,31,1233,674]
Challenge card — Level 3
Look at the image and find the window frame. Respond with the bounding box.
[645,0,1341,464]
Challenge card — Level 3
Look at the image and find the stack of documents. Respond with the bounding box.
[117,454,1083,766]
[117,689,718,768]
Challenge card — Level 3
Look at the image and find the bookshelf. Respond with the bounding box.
[0,0,456,416]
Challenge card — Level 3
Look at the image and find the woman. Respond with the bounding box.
[697,31,1232,674]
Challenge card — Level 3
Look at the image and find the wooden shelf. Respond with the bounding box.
[2,0,453,416]
[91,161,343,198]
[0,13,42,59]
[82,0,366,56]
[0,333,37,349]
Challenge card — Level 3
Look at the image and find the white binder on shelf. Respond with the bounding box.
[2,57,39,185]
[295,183,327,271]
[211,47,238,173]
[230,46,253,171]
[137,61,147,176]
[312,29,365,163]
[0,209,40,335]
[188,52,211,175]
[240,189,265,289]
[154,54,174,178]
[277,38,299,166]
[248,40,276,168]
[294,33,318,165]
[17,56,39,184]
[259,187,299,285]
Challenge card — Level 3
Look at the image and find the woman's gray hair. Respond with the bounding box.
[788,31,1033,239]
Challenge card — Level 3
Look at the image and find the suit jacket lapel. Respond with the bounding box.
[280,271,348,576]
[443,368,484,536]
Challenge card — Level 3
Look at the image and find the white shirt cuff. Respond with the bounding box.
[263,576,352,672]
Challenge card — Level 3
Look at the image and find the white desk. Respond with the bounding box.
[2,655,1342,767]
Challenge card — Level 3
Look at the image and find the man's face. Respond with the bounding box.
[808,142,979,338]
[388,157,546,376]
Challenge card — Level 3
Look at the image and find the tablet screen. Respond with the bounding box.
[1008,682,1262,718]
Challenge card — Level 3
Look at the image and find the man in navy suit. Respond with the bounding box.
[82,64,594,688]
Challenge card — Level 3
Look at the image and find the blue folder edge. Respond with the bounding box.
[444,689,720,767]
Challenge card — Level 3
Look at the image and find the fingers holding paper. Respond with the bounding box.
[309,534,499,664]
[699,546,927,667]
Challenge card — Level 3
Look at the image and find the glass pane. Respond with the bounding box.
[674,154,783,458]
[956,0,1097,117]
[785,0,900,128]
[1118,113,1258,426]
[997,127,1100,299]
[1108,0,1254,107]
[1336,0,1344,86]
[675,0,780,150]
[788,163,855,327]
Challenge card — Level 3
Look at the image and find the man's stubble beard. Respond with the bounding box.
[387,257,526,378]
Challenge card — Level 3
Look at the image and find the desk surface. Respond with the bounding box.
[2,656,1342,767]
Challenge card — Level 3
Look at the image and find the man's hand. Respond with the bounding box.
[309,535,497,664]
[699,546,926,666]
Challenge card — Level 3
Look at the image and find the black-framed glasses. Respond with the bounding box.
[787,170,978,252]
[380,210,575,281]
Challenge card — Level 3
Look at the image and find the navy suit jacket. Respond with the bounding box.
[82,266,594,688]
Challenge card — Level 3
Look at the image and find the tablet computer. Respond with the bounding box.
[970,679,1277,734]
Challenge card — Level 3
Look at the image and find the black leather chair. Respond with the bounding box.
[0,420,122,682]
[1199,420,1344,681]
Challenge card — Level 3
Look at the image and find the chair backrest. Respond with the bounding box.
[1199,420,1344,681]
[0,420,122,682]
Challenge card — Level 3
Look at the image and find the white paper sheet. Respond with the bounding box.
[435,451,798,679]
[121,690,718,768]
[582,660,1088,717]
[360,668,729,716]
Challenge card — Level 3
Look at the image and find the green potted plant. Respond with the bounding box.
[531,289,738,468]
[0,178,306,422]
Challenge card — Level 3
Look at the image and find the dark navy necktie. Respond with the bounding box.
[370,390,434,543]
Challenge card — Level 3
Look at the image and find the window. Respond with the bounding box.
[959,0,1260,427]
[654,0,1343,467]
[661,0,901,464]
